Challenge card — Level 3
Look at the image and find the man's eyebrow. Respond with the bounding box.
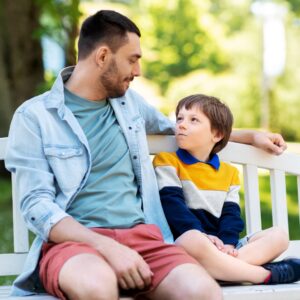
[131,54,142,59]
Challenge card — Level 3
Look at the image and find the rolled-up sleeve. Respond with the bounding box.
[5,109,69,241]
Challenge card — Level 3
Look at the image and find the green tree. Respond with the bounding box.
[137,0,229,94]
[0,0,81,138]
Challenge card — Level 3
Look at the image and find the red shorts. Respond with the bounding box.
[39,224,197,299]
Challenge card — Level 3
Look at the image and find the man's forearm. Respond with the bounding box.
[48,216,115,254]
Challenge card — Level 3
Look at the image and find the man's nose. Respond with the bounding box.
[133,62,141,77]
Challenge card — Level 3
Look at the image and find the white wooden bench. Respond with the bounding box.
[1,135,300,300]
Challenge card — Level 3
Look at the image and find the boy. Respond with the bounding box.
[153,94,300,284]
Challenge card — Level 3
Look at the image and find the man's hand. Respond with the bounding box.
[207,235,224,251]
[100,240,153,290]
[221,244,238,257]
[253,132,287,155]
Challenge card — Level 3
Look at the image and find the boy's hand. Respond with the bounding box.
[222,244,238,257]
[207,235,224,251]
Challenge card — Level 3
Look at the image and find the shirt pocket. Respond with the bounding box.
[44,145,87,191]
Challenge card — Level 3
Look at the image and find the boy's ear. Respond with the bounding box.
[212,131,224,143]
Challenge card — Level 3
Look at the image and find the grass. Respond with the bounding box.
[0,174,299,286]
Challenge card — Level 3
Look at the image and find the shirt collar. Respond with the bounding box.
[176,148,220,170]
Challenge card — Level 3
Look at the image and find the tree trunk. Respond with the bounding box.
[65,0,80,66]
[0,0,44,137]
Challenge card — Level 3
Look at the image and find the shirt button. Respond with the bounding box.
[121,102,125,105]
[129,126,132,130]
[133,155,137,159]
[31,217,35,221]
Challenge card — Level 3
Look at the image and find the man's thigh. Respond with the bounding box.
[39,240,116,300]
[113,224,199,292]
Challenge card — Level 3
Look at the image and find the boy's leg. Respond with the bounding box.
[237,226,289,265]
[176,230,270,283]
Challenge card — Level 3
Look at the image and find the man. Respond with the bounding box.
[6,10,286,300]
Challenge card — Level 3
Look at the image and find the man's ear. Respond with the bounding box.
[94,46,110,67]
[212,131,224,143]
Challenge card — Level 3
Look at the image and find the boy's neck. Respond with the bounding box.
[188,149,212,163]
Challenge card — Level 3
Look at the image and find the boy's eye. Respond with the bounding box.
[191,117,199,122]
[176,117,183,122]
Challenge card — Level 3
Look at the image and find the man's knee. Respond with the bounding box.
[154,263,222,300]
[59,253,118,300]
[179,267,222,300]
[76,274,118,300]
[188,275,222,300]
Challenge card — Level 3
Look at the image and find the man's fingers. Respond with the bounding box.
[138,264,153,288]
[119,277,129,290]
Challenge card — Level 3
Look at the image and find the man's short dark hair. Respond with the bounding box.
[78,10,141,60]
[176,94,233,154]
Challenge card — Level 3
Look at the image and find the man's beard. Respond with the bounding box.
[101,58,132,98]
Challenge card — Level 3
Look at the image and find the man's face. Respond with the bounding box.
[101,32,142,98]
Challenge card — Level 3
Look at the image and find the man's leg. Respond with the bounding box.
[39,240,119,300]
[59,253,118,300]
[117,224,222,300]
[146,263,222,300]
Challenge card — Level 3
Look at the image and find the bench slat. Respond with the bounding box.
[12,173,29,253]
[243,164,262,234]
[0,254,28,276]
[270,170,289,234]
[298,176,300,227]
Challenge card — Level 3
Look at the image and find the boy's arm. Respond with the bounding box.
[217,168,244,246]
[159,186,205,239]
[230,130,287,155]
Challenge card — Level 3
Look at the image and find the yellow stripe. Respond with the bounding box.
[153,152,240,192]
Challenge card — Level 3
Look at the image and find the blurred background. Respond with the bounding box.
[1,0,300,285]
[1,0,300,141]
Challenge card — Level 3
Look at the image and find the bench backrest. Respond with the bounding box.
[1,135,300,277]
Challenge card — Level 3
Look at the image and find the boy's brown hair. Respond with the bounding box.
[176,94,233,154]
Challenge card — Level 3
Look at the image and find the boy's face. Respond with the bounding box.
[175,106,222,161]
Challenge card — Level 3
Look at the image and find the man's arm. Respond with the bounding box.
[230,130,287,155]
[6,109,152,290]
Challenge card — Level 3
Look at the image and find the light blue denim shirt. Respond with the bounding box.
[5,67,174,296]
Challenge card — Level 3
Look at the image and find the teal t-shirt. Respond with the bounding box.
[64,88,145,228]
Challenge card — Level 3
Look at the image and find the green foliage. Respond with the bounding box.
[136,0,229,94]
[34,0,81,46]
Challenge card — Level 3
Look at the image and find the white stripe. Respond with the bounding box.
[182,181,226,218]
[155,166,182,189]
[226,185,240,204]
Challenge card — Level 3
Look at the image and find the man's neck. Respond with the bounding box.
[65,63,107,101]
